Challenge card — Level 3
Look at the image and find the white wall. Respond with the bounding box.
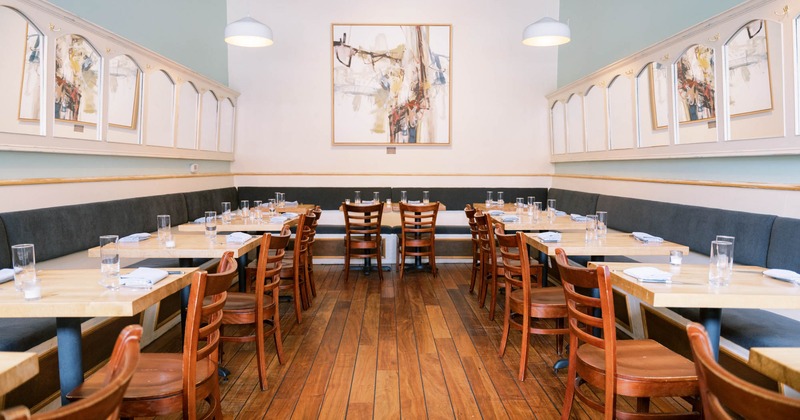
[228,0,559,188]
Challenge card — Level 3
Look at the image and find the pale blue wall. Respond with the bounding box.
[47,0,228,85]
[553,0,800,184]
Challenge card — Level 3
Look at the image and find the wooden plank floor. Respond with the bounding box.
[143,263,694,419]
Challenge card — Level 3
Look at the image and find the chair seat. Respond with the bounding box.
[223,292,276,313]
[576,339,699,396]
[69,353,216,401]
[509,288,567,318]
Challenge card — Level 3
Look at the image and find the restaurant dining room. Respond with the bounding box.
[1,0,800,418]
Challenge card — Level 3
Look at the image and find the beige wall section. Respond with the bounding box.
[228,0,559,187]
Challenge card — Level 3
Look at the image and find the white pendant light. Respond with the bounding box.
[225,16,273,47]
[522,17,570,47]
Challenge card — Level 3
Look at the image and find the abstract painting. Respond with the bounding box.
[17,23,42,121]
[54,34,100,124]
[332,24,451,145]
[726,20,772,116]
[108,55,140,129]
[676,44,715,123]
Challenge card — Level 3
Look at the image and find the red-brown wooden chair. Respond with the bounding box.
[398,202,439,280]
[343,202,384,282]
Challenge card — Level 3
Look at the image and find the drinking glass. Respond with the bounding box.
[709,240,733,287]
[268,199,277,216]
[547,199,556,223]
[527,196,535,207]
[240,200,250,218]
[422,191,430,204]
[373,191,380,203]
[157,214,171,243]
[400,190,408,203]
[516,197,524,215]
[253,200,263,221]
[385,198,393,212]
[670,250,683,266]
[354,191,361,204]
[532,202,542,221]
[99,235,120,290]
[11,244,37,297]
[277,192,286,208]
[596,211,608,238]
[485,191,493,208]
[497,191,504,207]
[221,202,232,224]
[716,235,735,272]
[205,211,217,239]
[585,215,598,242]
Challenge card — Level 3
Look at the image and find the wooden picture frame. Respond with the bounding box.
[331,24,452,145]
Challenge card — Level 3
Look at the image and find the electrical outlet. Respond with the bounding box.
[189,163,199,174]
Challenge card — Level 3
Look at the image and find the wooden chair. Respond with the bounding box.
[68,260,236,420]
[497,231,567,381]
[1,325,142,420]
[343,202,384,282]
[306,206,322,298]
[221,233,290,391]
[554,248,700,420]
[279,212,315,322]
[464,205,480,293]
[686,322,800,419]
[398,202,439,280]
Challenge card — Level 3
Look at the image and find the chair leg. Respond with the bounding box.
[519,314,530,381]
[303,258,313,308]
[308,249,317,297]
[556,318,565,356]
[498,292,511,357]
[274,318,285,365]
[256,314,267,391]
[561,334,579,420]
[469,245,478,293]
[478,258,488,308]
[376,250,384,282]
[399,241,406,281]
[489,270,498,320]
[430,240,437,277]
[344,241,351,283]
[293,266,303,324]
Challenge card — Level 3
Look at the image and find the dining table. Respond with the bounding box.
[177,214,298,233]
[748,347,800,390]
[597,262,800,360]
[0,268,195,404]
[493,213,587,232]
[0,351,39,396]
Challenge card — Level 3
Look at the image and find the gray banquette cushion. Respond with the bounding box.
[183,187,238,219]
[547,188,598,215]
[237,187,392,211]
[596,195,776,267]
[766,217,800,272]
[391,187,548,212]
[671,308,800,349]
[0,217,10,267]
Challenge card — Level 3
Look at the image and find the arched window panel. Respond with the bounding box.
[143,70,175,147]
[636,63,670,147]
[0,7,42,136]
[199,90,218,151]
[608,75,635,150]
[726,19,784,141]
[107,55,142,144]
[53,34,101,140]
[218,98,235,153]
[565,94,585,153]
[176,81,199,149]
[675,44,717,144]
[551,101,566,154]
[584,85,607,151]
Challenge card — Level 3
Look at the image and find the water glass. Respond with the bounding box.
[385,198,392,212]
[157,214,171,243]
[240,200,250,218]
[497,191,504,207]
[221,202,232,224]
[99,235,120,290]
[515,197,524,215]
[527,196,535,207]
[354,190,361,204]
[422,191,430,204]
[485,191,493,207]
[205,211,217,239]
[596,211,608,238]
[373,191,380,203]
[716,235,735,271]
[268,199,277,216]
[400,190,408,203]
[670,250,683,266]
[585,215,598,242]
[277,192,286,208]
[253,200,263,221]
[709,240,733,287]
[532,202,542,221]
[11,244,37,297]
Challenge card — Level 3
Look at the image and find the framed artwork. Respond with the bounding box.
[726,20,772,117]
[54,34,100,125]
[648,62,668,129]
[107,55,141,129]
[331,24,451,145]
[17,23,42,121]
[676,44,716,123]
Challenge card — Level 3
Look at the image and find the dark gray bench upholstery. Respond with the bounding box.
[391,187,548,211]
[238,187,392,210]
[0,217,11,267]
[183,187,238,219]
[766,217,800,272]
[548,188,598,215]
[672,308,800,349]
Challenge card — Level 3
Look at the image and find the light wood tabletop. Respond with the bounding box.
[0,268,197,318]
[748,347,800,390]
[524,231,690,257]
[473,202,527,212]
[493,214,586,232]
[178,215,296,233]
[87,233,260,259]
[0,352,39,396]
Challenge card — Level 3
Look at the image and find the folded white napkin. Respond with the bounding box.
[632,232,664,243]
[488,210,504,216]
[623,267,673,282]
[194,215,220,223]
[0,268,14,284]
[120,267,169,288]
[763,269,800,283]
[537,232,562,242]
[227,232,253,243]
[570,214,588,222]
[269,216,289,224]
[360,200,375,205]
[408,200,421,204]
[501,215,520,222]
[554,210,567,216]
[119,232,151,243]
[283,201,299,207]
[281,212,298,219]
